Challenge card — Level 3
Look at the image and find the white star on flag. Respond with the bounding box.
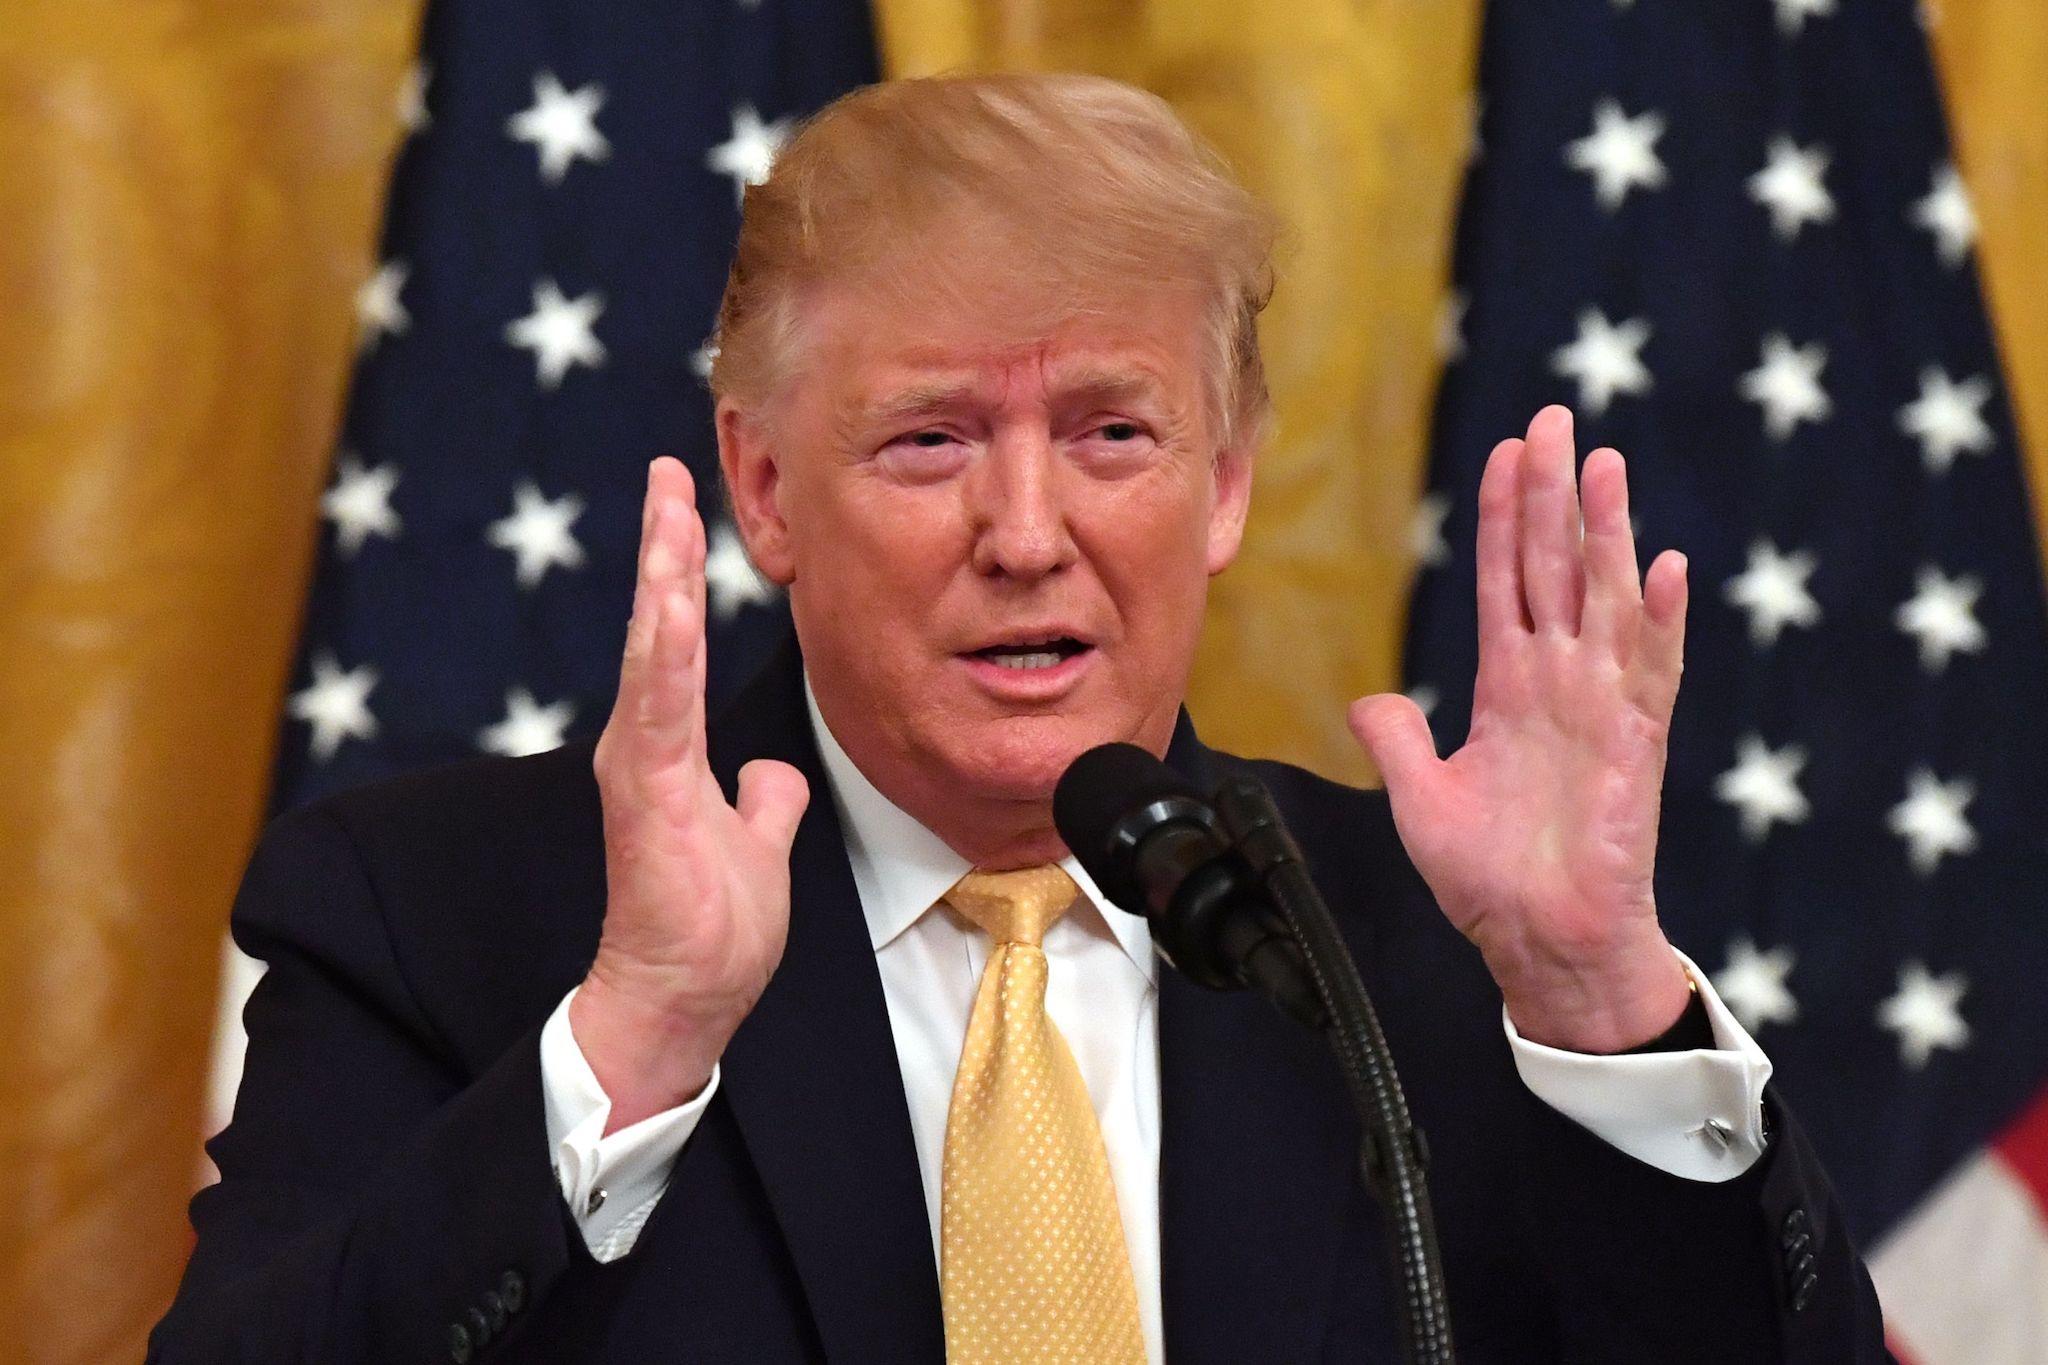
[1910,162,1977,268]
[1877,962,1971,1068]
[1773,0,1838,35]
[1435,291,1468,363]
[1716,734,1811,841]
[506,72,611,184]
[289,651,381,761]
[1724,539,1821,646]
[1409,492,1451,568]
[1749,135,1836,241]
[1564,99,1668,211]
[397,61,431,135]
[505,279,607,390]
[478,687,576,757]
[1895,565,1987,673]
[1888,767,1978,875]
[1714,938,1800,1031]
[321,453,402,556]
[1739,333,1832,440]
[355,259,411,353]
[1551,309,1653,414]
[1897,366,1994,474]
[707,103,794,205]
[488,481,587,587]
[705,520,779,620]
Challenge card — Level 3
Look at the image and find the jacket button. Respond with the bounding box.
[481,1290,509,1334]
[465,1306,493,1347]
[1782,1230,1811,1265]
[499,1269,527,1315]
[1780,1207,1808,1249]
[1787,1249,1815,1285]
[1791,1270,1819,1312]
[447,1322,474,1364]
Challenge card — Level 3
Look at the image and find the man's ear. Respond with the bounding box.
[1205,439,1255,576]
[715,397,796,585]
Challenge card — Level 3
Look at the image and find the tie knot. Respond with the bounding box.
[943,864,1080,946]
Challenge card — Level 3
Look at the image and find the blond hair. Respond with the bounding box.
[708,71,1281,449]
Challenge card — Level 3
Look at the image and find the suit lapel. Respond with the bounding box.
[1155,733,1380,1363]
[709,638,945,1363]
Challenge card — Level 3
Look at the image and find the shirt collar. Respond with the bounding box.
[802,672,1156,984]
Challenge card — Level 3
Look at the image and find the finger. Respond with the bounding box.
[1474,438,1531,654]
[681,504,711,765]
[1631,549,1688,719]
[636,583,706,769]
[666,459,708,640]
[614,497,672,722]
[1347,693,1440,795]
[1517,405,1583,634]
[1577,447,1643,659]
[737,758,811,855]
[638,456,688,579]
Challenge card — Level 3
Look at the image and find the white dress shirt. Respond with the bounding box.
[539,680,1775,1361]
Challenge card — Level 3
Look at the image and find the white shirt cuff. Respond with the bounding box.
[1504,949,1773,1183]
[539,985,719,1261]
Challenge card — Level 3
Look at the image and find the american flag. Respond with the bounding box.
[271,0,876,813]
[203,0,876,1145]
[1402,2,2048,1360]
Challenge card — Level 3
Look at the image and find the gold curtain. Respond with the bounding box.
[877,0,1485,785]
[1927,2,2048,569]
[3,2,2046,1361]
[0,2,420,1360]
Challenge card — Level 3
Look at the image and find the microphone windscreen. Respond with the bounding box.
[1053,742,1200,904]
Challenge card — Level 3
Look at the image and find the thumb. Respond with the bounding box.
[736,758,810,856]
[1346,693,1440,794]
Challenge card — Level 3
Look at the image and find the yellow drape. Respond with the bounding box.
[2,3,2044,1361]
[0,2,420,1360]
[1927,2,2048,574]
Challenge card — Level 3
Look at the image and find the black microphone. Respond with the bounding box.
[1053,743,1323,1023]
[1054,740,1456,1365]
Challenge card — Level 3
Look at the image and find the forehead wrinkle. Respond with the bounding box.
[1047,366,1172,412]
[862,378,984,424]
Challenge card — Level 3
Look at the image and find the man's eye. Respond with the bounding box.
[899,430,953,448]
[1097,422,1143,442]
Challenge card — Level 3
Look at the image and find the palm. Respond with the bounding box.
[589,455,809,1026]
[611,758,795,1007]
[1400,642,1667,960]
[1351,405,1690,1049]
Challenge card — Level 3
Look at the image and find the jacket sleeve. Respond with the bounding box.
[1512,1075,1893,1363]
[148,802,595,1364]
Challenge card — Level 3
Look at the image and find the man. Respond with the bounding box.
[154,73,1887,1362]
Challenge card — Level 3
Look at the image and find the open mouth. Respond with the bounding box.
[968,637,1092,671]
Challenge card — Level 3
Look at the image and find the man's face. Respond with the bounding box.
[719,277,1252,819]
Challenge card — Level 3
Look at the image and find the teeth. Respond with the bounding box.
[992,652,1063,670]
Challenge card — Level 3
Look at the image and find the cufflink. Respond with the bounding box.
[585,1186,608,1216]
[1694,1117,1735,1151]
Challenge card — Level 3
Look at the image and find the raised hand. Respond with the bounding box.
[570,457,810,1131]
[1349,405,1693,1053]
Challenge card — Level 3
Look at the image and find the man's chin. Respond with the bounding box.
[931,710,1124,803]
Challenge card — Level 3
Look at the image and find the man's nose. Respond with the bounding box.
[967,429,1077,581]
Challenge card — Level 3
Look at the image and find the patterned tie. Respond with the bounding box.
[938,865,1147,1365]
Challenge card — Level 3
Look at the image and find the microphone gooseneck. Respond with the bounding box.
[1054,742,1457,1365]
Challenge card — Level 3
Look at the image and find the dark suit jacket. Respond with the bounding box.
[152,640,1889,1362]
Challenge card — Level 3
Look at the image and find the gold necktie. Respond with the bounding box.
[938,864,1146,1364]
